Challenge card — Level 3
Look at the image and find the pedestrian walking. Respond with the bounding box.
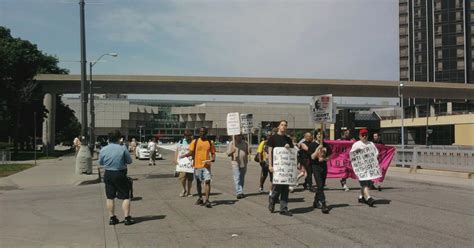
[351,128,378,207]
[181,127,216,208]
[148,137,158,166]
[268,120,294,216]
[256,136,271,193]
[99,130,135,225]
[175,130,194,197]
[339,129,355,192]
[226,134,249,199]
[309,129,332,214]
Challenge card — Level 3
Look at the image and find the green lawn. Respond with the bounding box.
[0,163,34,177]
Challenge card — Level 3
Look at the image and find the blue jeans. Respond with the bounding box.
[232,164,247,195]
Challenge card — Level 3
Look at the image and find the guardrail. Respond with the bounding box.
[1,150,12,164]
[393,145,474,172]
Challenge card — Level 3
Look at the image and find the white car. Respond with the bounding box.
[135,144,163,160]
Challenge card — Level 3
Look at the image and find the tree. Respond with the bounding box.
[55,95,81,146]
[0,26,69,154]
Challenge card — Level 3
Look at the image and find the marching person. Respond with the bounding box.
[268,120,294,216]
[256,136,271,193]
[181,127,216,208]
[99,130,135,225]
[226,134,249,199]
[147,137,158,166]
[371,132,383,191]
[351,128,378,207]
[339,129,354,192]
[175,130,194,197]
[309,129,331,214]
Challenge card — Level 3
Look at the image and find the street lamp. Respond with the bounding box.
[89,53,118,150]
[398,82,405,167]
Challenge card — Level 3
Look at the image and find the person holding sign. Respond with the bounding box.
[175,130,194,197]
[350,129,378,207]
[309,129,332,214]
[268,120,294,217]
[226,134,249,199]
[181,127,216,208]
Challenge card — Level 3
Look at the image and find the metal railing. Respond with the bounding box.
[393,145,474,172]
[1,150,12,164]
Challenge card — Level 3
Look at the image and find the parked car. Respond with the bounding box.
[135,144,163,160]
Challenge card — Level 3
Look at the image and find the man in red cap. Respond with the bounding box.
[350,128,379,207]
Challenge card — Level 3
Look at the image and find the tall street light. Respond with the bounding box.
[287,113,296,136]
[79,0,88,143]
[398,82,405,167]
[89,52,118,150]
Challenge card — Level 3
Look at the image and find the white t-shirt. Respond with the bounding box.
[148,141,157,152]
[350,140,379,157]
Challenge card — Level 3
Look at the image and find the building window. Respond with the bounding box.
[437,49,442,59]
[456,24,463,33]
[435,25,442,34]
[457,48,464,58]
[437,62,443,71]
[435,0,441,10]
[435,37,442,46]
[472,62,474,71]
[417,54,422,63]
[400,26,408,35]
[456,12,462,21]
[400,47,408,57]
[457,60,465,70]
[456,36,464,45]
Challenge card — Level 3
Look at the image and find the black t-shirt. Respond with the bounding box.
[308,141,332,166]
[298,140,312,161]
[267,134,294,161]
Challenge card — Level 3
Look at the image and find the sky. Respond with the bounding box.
[0,0,400,105]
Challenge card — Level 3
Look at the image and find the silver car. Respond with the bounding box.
[135,144,163,160]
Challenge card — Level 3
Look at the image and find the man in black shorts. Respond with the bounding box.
[99,130,135,225]
[268,120,294,216]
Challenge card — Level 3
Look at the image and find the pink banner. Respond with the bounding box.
[325,140,396,182]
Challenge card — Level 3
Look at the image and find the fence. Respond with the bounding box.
[393,145,474,172]
[1,150,12,164]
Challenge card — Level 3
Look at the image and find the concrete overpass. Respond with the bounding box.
[35,74,474,151]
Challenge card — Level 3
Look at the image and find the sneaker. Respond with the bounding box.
[204,200,212,208]
[279,209,293,216]
[124,216,135,225]
[366,197,375,207]
[186,193,193,198]
[109,215,119,225]
[268,197,275,213]
[358,197,366,204]
[377,185,382,191]
[343,185,350,192]
[289,186,295,193]
[258,187,264,193]
[195,198,204,205]
[236,194,243,199]
[179,190,186,197]
[153,163,156,166]
[321,202,330,214]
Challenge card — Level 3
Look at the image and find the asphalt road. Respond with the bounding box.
[0,150,472,248]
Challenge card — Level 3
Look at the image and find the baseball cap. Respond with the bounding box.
[359,129,368,136]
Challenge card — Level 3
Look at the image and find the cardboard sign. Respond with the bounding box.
[226,112,241,135]
[175,143,194,173]
[272,147,298,185]
[349,146,382,181]
[311,94,334,123]
[240,113,253,134]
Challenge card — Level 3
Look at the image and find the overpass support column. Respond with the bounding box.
[447,102,452,115]
[42,93,56,155]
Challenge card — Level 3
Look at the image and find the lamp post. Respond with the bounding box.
[89,53,118,150]
[398,82,405,167]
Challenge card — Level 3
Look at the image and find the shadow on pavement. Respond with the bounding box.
[288,197,305,203]
[328,203,350,210]
[133,215,166,224]
[131,197,143,201]
[374,199,391,205]
[290,206,315,214]
[211,199,238,207]
[191,192,222,197]
[242,192,266,197]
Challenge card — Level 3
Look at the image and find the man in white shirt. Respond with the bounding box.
[350,129,378,207]
[148,137,158,166]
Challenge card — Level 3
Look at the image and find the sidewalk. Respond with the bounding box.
[0,154,99,190]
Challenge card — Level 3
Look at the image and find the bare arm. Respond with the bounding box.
[268,146,273,172]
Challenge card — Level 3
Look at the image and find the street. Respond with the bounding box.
[0,150,473,248]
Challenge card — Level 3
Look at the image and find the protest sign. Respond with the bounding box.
[311,94,334,123]
[240,113,253,134]
[226,112,241,135]
[175,143,194,173]
[272,147,298,185]
[349,145,382,181]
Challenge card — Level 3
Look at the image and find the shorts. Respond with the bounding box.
[104,170,131,200]
[179,172,194,183]
[359,180,371,187]
[194,168,212,181]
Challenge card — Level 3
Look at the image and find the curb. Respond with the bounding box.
[389,166,474,179]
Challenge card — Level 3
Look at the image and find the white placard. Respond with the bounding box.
[272,147,298,185]
[240,113,253,134]
[227,112,241,135]
[349,146,381,181]
[176,157,194,173]
[311,94,334,123]
[175,143,194,173]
